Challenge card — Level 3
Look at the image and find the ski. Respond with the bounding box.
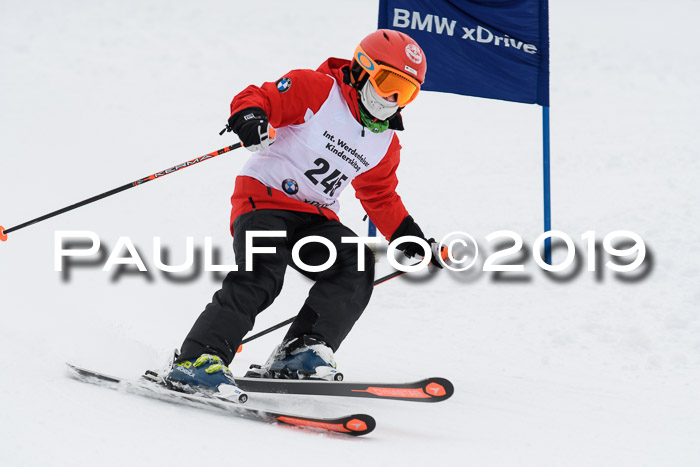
[66,364,375,436]
[235,375,454,402]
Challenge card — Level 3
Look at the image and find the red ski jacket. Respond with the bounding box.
[228,58,409,240]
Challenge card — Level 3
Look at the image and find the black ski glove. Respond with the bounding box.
[390,216,444,269]
[227,107,275,152]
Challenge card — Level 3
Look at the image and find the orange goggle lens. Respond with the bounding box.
[373,69,419,106]
[354,46,421,107]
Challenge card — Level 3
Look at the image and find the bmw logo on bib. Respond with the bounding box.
[276,77,292,93]
[281,178,298,195]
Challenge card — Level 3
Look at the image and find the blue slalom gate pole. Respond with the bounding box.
[368,219,377,237]
[543,105,552,264]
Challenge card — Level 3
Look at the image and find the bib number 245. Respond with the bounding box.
[304,158,348,197]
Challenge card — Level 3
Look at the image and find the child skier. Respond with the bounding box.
[166,29,442,397]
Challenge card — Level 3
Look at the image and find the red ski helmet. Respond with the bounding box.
[353,29,426,107]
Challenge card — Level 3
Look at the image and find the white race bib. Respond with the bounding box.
[239,80,394,213]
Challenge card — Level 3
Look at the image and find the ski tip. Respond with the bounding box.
[0,226,7,242]
[65,363,88,378]
[422,377,454,402]
[350,377,454,402]
[65,363,87,381]
[344,414,376,436]
[274,413,376,436]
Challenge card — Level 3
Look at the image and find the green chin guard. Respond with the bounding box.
[359,105,391,134]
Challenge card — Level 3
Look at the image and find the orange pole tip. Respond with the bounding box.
[236,345,243,353]
[268,126,277,139]
[439,245,449,261]
[0,226,7,242]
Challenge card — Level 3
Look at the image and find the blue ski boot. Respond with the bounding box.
[247,336,343,381]
[166,354,248,403]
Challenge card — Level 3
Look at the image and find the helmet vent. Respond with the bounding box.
[382,31,390,41]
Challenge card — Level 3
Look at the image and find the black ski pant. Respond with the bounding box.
[178,210,375,364]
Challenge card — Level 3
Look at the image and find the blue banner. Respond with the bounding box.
[378,0,549,106]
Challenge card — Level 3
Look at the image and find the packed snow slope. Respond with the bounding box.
[1,1,699,466]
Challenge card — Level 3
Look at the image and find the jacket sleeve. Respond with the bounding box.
[230,69,334,128]
[351,133,410,240]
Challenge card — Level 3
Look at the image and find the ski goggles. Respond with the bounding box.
[353,45,421,107]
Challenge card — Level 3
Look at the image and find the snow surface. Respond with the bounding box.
[2,1,700,466]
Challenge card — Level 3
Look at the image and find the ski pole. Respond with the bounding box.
[237,265,407,347]
[0,142,244,242]
[237,254,445,352]
[236,268,409,352]
[240,317,296,346]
